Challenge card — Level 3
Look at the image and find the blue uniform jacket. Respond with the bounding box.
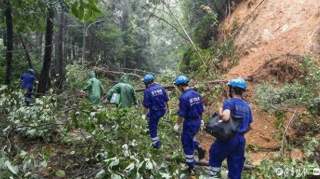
[223,98,253,133]
[143,83,169,112]
[178,88,204,120]
[21,72,36,90]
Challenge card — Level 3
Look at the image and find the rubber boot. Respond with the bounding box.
[152,141,161,149]
[209,168,221,179]
[187,166,196,176]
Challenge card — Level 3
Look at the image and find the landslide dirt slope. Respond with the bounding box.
[210,0,320,165]
[223,0,320,78]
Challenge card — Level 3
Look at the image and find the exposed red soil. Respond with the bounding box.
[222,0,320,79]
[201,0,320,165]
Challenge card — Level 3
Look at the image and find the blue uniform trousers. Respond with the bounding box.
[181,119,201,168]
[24,88,33,106]
[209,133,245,179]
[148,109,166,147]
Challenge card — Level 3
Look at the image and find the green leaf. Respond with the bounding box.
[5,161,18,175]
[78,0,85,20]
[95,169,105,179]
[71,2,80,19]
[111,173,122,179]
[159,172,171,178]
[145,159,153,170]
[108,157,119,168]
[124,162,135,173]
[55,169,66,177]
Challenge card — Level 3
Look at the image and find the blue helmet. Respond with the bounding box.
[174,75,189,86]
[27,68,35,74]
[227,78,247,90]
[143,74,155,84]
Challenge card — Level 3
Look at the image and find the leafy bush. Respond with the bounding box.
[301,57,320,90]
[65,64,90,91]
[212,37,238,67]
[180,47,220,79]
[244,159,319,178]
[308,97,320,116]
[193,13,218,48]
[0,148,49,178]
[180,36,237,79]
[2,91,59,140]
[0,150,18,178]
[255,83,313,112]
[255,57,320,115]
[158,68,177,84]
[12,98,57,139]
[0,87,25,114]
[69,106,188,178]
[244,137,320,178]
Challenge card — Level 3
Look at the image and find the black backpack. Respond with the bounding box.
[205,112,241,141]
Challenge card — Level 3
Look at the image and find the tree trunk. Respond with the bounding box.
[4,0,13,86]
[19,35,33,69]
[56,10,65,90]
[119,0,130,68]
[38,7,54,94]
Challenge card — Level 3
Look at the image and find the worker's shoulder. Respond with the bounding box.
[22,72,34,78]
[121,83,134,89]
[186,88,201,96]
[150,83,164,90]
[180,89,197,100]
[226,98,251,108]
[92,78,101,82]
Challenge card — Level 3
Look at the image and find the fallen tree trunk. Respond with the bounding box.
[93,67,143,79]
[135,80,226,92]
[135,77,253,92]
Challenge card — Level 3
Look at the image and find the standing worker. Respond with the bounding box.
[20,69,36,106]
[174,75,206,174]
[83,71,104,105]
[143,74,169,149]
[209,78,253,179]
[106,74,137,108]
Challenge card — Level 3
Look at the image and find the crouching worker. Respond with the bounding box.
[143,74,169,149]
[20,69,36,106]
[174,75,206,174]
[209,78,253,179]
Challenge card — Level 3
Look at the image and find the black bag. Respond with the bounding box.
[205,112,241,141]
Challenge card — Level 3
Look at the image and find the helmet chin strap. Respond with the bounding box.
[144,81,154,87]
[228,87,234,98]
[229,86,243,99]
[182,86,190,92]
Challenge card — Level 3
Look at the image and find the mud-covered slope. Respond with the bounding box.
[222,0,320,78]
[210,0,320,165]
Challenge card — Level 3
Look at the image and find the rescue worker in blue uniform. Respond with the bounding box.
[143,74,169,149]
[209,78,253,179]
[174,75,206,174]
[20,69,36,106]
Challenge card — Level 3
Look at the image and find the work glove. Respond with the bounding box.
[142,114,146,120]
[201,120,205,130]
[174,123,180,133]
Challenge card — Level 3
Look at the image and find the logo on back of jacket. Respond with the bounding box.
[235,105,249,114]
[189,97,201,106]
[151,89,163,96]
